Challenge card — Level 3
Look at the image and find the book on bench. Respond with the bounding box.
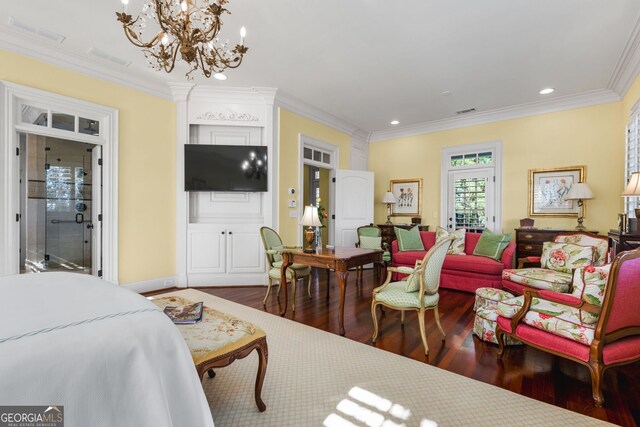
[163,302,204,324]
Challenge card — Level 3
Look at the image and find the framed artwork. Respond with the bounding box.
[528,166,585,217]
[390,178,422,217]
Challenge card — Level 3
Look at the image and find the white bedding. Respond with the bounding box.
[0,272,214,427]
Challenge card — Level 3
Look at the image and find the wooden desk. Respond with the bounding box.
[608,230,640,257]
[280,247,384,336]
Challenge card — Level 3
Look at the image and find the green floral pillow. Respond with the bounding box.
[571,264,611,306]
[395,226,425,251]
[540,242,594,274]
[436,226,466,255]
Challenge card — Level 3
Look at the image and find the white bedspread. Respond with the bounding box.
[0,272,214,427]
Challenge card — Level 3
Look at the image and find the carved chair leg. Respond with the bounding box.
[433,305,446,340]
[207,369,216,378]
[371,301,380,342]
[307,274,312,299]
[589,362,605,407]
[417,309,429,356]
[263,278,272,306]
[254,339,268,412]
[292,278,297,312]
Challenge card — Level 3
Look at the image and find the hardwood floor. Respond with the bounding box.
[200,268,640,426]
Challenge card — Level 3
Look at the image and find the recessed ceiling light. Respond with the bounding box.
[441,91,451,96]
[539,88,554,95]
[390,120,399,125]
[213,73,227,81]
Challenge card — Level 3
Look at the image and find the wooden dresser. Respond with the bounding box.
[378,224,430,249]
[515,228,599,260]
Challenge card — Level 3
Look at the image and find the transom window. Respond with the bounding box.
[303,147,331,165]
[450,151,492,167]
[20,104,100,137]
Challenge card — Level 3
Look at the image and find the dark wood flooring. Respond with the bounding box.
[200,268,640,426]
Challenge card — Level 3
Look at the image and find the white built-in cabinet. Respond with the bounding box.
[173,85,277,287]
[187,224,264,275]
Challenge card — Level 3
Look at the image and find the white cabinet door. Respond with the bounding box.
[332,169,374,248]
[226,225,265,273]
[188,225,226,274]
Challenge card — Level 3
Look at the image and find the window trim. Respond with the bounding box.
[625,101,640,218]
[440,141,503,232]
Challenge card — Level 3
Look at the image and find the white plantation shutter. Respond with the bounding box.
[626,105,640,217]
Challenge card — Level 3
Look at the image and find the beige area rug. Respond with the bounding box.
[159,289,612,427]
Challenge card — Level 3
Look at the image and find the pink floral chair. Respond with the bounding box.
[495,248,640,406]
[502,232,608,295]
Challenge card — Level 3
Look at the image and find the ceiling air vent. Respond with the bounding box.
[8,17,65,44]
[456,108,477,115]
[87,48,132,67]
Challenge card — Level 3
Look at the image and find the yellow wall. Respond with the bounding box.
[369,102,625,234]
[1,50,176,284]
[277,108,350,244]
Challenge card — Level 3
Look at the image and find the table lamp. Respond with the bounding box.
[382,192,397,225]
[301,205,323,253]
[622,172,640,218]
[565,182,593,230]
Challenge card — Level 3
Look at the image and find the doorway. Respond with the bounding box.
[441,141,503,232]
[19,134,101,274]
[303,165,331,248]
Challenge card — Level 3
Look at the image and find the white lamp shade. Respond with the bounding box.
[622,172,640,196]
[301,205,323,227]
[565,182,593,200]
[382,192,397,204]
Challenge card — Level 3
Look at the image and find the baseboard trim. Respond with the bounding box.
[122,276,180,294]
[188,273,268,287]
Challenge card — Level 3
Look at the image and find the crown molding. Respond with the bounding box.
[608,12,640,98]
[274,90,369,138]
[0,28,172,100]
[369,89,621,143]
[168,83,195,102]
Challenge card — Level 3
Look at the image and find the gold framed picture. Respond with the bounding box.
[528,166,585,217]
[390,178,422,217]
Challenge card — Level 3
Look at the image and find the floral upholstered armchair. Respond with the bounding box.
[502,232,608,295]
[496,248,640,406]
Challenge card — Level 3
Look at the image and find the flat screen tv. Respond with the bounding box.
[184,144,268,192]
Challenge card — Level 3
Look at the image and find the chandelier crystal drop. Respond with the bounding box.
[116,0,248,79]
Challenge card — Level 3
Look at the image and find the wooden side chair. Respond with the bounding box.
[355,225,391,284]
[496,248,640,406]
[371,237,453,355]
[260,226,311,311]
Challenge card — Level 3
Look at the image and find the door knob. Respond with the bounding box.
[228,231,233,235]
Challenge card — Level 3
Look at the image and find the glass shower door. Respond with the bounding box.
[22,135,95,273]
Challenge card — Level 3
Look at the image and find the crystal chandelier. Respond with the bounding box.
[116,0,248,79]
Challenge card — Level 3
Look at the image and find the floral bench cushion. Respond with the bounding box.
[474,287,515,311]
[497,295,598,345]
[151,295,266,366]
[555,234,608,266]
[570,264,611,305]
[501,268,573,293]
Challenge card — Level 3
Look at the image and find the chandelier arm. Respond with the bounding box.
[163,43,180,73]
[196,49,213,78]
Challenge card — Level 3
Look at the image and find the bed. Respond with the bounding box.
[0,272,214,427]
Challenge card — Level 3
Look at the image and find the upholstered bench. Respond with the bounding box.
[473,287,521,345]
[151,291,268,412]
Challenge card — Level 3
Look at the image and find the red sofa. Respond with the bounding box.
[391,231,516,293]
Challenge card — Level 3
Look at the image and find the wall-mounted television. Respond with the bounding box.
[184,144,268,192]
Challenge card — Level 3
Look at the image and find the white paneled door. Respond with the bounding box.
[446,168,495,232]
[332,169,374,248]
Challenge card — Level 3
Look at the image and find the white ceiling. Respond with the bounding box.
[1,1,639,134]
